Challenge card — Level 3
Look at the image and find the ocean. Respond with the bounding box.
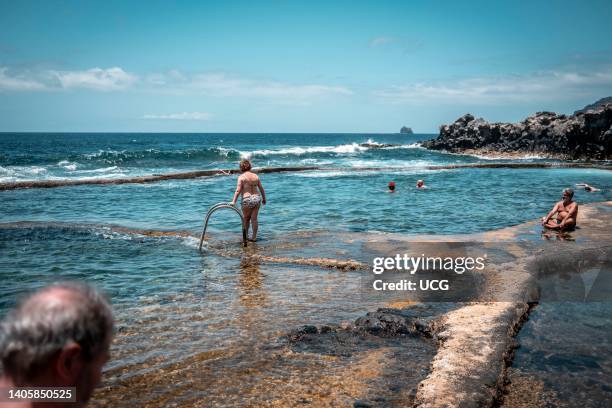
[1,132,611,406]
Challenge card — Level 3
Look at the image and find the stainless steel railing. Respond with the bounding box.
[199,202,247,251]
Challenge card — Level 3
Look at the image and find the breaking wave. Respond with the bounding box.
[239,139,420,159]
[82,147,242,164]
[2,139,421,170]
[0,139,428,182]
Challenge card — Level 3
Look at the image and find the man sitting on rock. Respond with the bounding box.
[541,188,578,230]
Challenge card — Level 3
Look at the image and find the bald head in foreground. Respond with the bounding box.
[0,282,114,407]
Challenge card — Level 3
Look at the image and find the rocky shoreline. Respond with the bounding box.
[423,100,612,160]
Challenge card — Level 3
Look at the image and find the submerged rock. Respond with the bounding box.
[422,99,612,160]
[359,142,397,148]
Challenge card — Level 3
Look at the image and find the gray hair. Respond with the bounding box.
[0,282,114,383]
[563,188,574,199]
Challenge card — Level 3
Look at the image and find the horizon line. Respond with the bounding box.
[0,131,438,135]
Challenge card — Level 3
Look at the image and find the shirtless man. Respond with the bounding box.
[231,159,266,241]
[541,188,578,231]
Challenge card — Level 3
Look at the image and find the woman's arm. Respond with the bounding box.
[231,177,242,205]
[258,179,266,205]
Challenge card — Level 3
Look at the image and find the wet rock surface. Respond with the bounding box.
[285,304,450,407]
[287,303,456,347]
[423,101,612,160]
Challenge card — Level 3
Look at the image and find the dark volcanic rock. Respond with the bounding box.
[400,126,414,134]
[359,142,396,149]
[575,96,612,114]
[422,100,612,160]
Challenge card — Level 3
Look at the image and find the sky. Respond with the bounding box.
[0,0,611,133]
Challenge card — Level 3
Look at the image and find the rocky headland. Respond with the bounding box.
[423,99,612,160]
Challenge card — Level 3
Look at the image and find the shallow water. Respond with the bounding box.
[506,303,612,407]
[1,133,611,406]
[0,224,437,406]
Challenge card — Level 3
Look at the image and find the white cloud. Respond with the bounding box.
[142,112,213,120]
[147,71,353,103]
[0,66,350,103]
[0,67,48,91]
[373,67,612,104]
[51,67,137,91]
[369,36,423,53]
[0,66,137,92]
[369,36,395,47]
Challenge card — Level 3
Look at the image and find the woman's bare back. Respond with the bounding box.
[240,172,260,197]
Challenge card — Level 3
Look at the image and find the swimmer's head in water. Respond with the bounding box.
[388,181,395,191]
[562,188,574,200]
[240,159,252,172]
[416,179,424,187]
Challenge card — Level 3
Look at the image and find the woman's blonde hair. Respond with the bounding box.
[239,159,252,172]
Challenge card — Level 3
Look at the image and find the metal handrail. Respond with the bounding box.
[199,202,247,251]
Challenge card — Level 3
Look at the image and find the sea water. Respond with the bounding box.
[1,133,611,405]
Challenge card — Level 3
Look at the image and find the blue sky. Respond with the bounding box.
[1,0,611,132]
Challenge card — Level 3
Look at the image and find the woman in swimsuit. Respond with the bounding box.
[231,159,267,242]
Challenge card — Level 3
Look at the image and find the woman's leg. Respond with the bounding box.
[242,206,253,237]
[250,205,260,241]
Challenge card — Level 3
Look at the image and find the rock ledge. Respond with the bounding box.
[423,101,612,160]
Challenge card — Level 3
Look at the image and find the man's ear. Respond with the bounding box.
[55,342,84,383]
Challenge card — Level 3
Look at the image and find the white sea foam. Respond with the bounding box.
[239,143,368,159]
[57,160,78,171]
[0,165,50,182]
[0,165,15,176]
[345,159,434,168]
[93,229,138,241]
[69,173,129,181]
[83,149,126,159]
[381,142,423,150]
[216,147,236,158]
[26,166,47,175]
[468,153,547,160]
[294,171,354,178]
[238,139,424,160]
[181,236,203,250]
[74,166,120,174]
[361,138,383,147]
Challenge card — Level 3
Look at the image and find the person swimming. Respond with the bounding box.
[231,159,267,242]
[541,188,578,231]
[576,183,601,192]
[416,179,427,189]
[388,181,396,192]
